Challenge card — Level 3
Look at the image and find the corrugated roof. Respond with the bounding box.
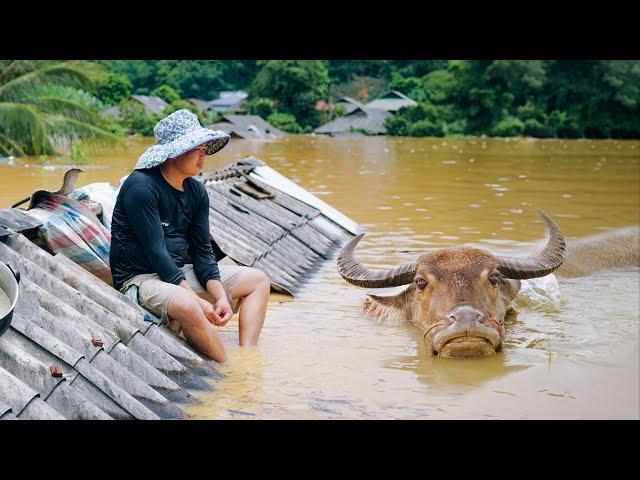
[0,157,358,418]
[209,91,248,111]
[198,157,351,294]
[186,98,212,112]
[364,90,418,112]
[314,107,392,135]
[131,95,169,115]
[335,96,363,114]
[207,115,286,139]
[0,228,220,419]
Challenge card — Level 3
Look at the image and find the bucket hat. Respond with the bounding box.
[135,109,230,170]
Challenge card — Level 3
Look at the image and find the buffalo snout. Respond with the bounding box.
[428,304,503,358]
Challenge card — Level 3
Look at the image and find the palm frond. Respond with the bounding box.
[0,61,97,102]
[0,131,27,156]
[43,114,120,151]
[0,102,54,155]
[0,60,38,84]
[28,96,104,124]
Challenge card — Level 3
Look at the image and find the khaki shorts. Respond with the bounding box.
[120,262,245,333]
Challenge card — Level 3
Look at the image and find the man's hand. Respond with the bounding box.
[197,297,223,326]
[214,298,233,327]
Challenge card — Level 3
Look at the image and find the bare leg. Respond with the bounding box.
[167,288,228,362]
[230,268,270,346]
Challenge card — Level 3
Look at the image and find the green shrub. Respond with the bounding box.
[204,110,222,124]
[150,85,181,103]
[267,112,303,134]
[385,103,444,136]
[119,99,158,136]
[249,98,276,119]
[95,73,132,106]
[164,100,198,115]
[522,118,555,138]
[490,117,524,136]
[103,121,125,136]
[409,119,443,136]
[384,115,411,136]
[516,101,546,122]
[69,139,88,165]
[331,104,347,119]
[547,110,582,138]
[442,118,468,136]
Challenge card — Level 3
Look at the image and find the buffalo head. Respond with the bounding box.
[337,211,566,358]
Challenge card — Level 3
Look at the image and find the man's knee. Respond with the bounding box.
[168,290,204,327]
[249,268,270,296]
[232,267,270,298]
[252,268,270,286]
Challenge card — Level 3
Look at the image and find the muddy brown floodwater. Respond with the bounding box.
[2,135,639,419]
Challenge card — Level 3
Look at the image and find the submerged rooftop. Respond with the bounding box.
[0,157,359,419]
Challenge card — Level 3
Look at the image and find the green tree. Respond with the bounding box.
[162,99,208,125]
[250,61,329,128]
[119,99,158,136]
[94,72,131,106]
[490,117,524,137]
[151,84,181,104]
[101,60,259,100]
[385,103,445,137]
[331,104,347,120]
[249,97,276,119]
[267,112,303,134]
[0,60,118,156]
[388,72,427,102]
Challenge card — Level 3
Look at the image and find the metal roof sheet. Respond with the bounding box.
[0,156,359,419]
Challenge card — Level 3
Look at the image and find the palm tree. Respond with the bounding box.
[0,60,119,157]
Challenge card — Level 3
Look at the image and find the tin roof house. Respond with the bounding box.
[100,94,170,121]
[207,115,286,139]
[333,96,364,114]
[185,98,214,113]
[208,91,248,113]
[314,107,393,136]
[364,90,417,112]
[130,95,170,115]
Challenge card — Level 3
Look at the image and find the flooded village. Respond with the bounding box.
[0,60,638,420]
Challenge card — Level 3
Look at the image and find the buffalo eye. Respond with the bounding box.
[488,274,500,286]
[415,278,428,290]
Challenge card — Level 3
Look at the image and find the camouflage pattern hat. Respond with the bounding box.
[135,109,230,170]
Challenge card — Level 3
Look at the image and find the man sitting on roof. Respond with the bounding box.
[110,109,269,363]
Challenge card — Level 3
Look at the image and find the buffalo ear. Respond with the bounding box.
[362,287,412,325]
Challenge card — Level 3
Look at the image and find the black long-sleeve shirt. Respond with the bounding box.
[110,166,220,291]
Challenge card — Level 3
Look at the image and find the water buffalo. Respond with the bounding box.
[337,212,639,359]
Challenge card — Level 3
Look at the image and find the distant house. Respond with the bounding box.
[207,114,286,139]
[333,96,363,114]
[100,105,122,120]
[208,91,248,113]
[314,107,392,136]
[186,98,213,113]
[131,94,169,115]
[100,94,169,119]
[364,90,417,112]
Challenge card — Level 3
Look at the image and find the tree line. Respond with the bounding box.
[1,60,638,157]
